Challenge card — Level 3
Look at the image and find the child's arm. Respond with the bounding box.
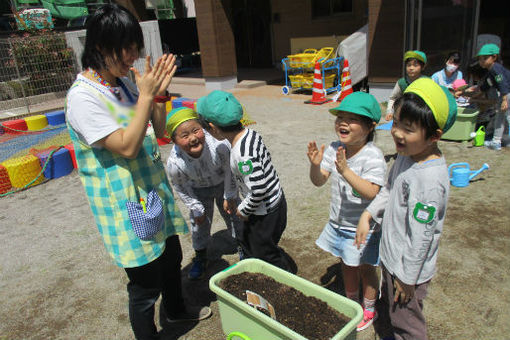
[385,82,402,121]
[307,141,330,186]
[335,147,382,200]
[354,210,373,249]
[218,143,238,214]
[166,159,205,222]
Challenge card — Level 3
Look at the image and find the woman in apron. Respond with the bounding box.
[65,4,211,339]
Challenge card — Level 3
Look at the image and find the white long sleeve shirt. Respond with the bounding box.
[166,131,237,218]
[366,155,449,285]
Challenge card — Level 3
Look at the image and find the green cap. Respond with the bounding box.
[197,90,243,127]
[404,50,427,64]
[329,92,381,123]
[404,77,457,132]
[477,43,500,56]
[165,107,198,136]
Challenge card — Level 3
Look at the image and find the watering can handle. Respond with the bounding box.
[227,332,252,340]
[448,162,470,177]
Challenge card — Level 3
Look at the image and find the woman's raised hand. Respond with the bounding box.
[131,54,175,98]
[157,54,177,96]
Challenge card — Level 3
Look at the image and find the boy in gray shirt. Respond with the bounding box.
[355,78,457,340]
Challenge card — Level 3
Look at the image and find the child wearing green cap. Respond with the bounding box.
[197,90,291,271]
[465,43,510,150]
[355,78,456,340]
[385,50,428,121]
[307,91,387,332]
[165,107,242,280]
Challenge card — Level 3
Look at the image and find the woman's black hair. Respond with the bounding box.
[394,92,440,138]
[81,3,144,71]
[446,51,461,64]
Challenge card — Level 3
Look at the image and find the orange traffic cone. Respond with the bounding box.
[336,58,353,102]
[305,62,331,105]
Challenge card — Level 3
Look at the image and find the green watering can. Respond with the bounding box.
[470,126,485,146]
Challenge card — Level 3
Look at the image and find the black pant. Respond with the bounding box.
[239,194,289,270]
[124,235,185,340]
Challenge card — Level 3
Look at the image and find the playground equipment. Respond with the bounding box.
[281,47,342,95]
[448,162,490,187]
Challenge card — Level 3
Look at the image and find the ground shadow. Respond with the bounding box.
[280,247,298,274]
[158,319,197,340]
[159,258,231,339]
[319,262,345,295]
[207,229,239,260]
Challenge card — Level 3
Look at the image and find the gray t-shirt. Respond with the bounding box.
[321,141,386,231]
[366,155,449,285]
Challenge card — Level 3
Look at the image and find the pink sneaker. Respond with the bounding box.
[357,308,378,332]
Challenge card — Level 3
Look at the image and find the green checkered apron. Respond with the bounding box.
[66,78,188,268]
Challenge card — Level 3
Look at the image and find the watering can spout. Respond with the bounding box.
[469,163,490,181]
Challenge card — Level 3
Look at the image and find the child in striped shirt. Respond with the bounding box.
[307,92,386,332]
[197,90,290,271]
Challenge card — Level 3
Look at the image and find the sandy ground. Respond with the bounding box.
[1,84,510,340]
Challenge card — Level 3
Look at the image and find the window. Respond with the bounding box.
[312,0,353,18]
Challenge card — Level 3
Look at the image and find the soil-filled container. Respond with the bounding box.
[209,258,363,340]
[441,107,479,141]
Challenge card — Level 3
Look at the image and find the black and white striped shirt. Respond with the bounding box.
[231,129,282,217]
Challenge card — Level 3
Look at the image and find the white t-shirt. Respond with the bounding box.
[321,141,386,231]
[66,74,138,148]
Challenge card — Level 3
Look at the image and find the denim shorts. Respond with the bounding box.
[315,221,381,267]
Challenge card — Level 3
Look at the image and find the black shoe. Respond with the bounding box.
[164,305,212,323]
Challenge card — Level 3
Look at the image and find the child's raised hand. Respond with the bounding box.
[307,141,325,166]
[334,146,347,174]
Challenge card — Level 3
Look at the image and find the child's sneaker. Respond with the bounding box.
[356,308,377,332]
[484,140,502,150]
[188,257,207,280]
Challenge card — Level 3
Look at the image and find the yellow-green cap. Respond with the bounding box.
[165,107,198,136]
[477,43,500,56]
[329,92,381,123]
[197,90,243,127]
[404,77,457,132]
[404,50,427,64]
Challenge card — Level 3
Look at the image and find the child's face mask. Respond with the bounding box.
[445,63,458,73]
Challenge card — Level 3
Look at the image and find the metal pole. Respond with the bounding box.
[8,37,30,114]
[416,0,422,50]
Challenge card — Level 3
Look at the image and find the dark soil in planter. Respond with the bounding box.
[220,272,351,340]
